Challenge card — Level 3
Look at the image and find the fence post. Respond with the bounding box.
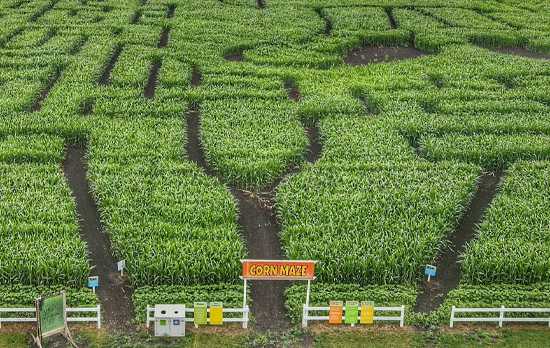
[302,304,308,328]
[0,310,2,329]
[450,306,455,328]
[499,306,505,328]
[243,305,249,329]
[146,305,150,328]
[400,305,405,327]
[97,305,101,329]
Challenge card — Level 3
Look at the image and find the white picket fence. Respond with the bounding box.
[302,305,405,327]
[146,305,249,329]
[0,305,101,329]
[450,306,550,328]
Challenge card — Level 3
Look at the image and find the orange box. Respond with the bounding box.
[241,260,316,280]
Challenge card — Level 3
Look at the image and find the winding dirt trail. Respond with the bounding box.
[63,147,135,331]
[414,172,503,313]
[185,81,321,330]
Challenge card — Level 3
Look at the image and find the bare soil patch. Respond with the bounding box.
[344,46,433,66]
[284,84,300,102]
[414,172,504,313]
[186,110,214,175]
[486,47,550,59]
[62,147,135,332]
[190,69,202,87]
[224,53,244,61]
[81,103,94,116]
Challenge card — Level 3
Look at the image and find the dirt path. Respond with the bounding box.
[186,109,292,330]
[284,84,300,102]
[485,47,550,59]
[99,49,121,85]
[31,73,59,112]
[315,8,332,36]
[144,62,161,99]
[283,84,321,163]
[81,104,93,116]
[185,82,321,331]
[224,53,244,61]
[344,46,433,66]
[190,69,202,87]
[158,28,170,48]
[31,0,58,22]
[414,172,503,313]
[386,8,397,29]
[63,147,135,331]
[167,5,175,18]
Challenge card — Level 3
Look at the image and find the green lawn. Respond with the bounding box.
[2,327,550,348]
[315,329,550,348]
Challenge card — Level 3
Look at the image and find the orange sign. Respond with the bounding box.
[241,260,316,280]
[329,301,343,324]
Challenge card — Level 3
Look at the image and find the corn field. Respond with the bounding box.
[0,0,549,319]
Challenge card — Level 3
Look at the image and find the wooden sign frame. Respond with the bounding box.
[31,291,78,348]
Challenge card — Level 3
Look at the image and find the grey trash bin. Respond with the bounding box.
[154,304,186,337]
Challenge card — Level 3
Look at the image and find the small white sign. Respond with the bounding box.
[118,260,126,276]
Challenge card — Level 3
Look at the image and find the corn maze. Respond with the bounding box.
[0,0,550,334]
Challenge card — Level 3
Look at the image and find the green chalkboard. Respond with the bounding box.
[38,293,65,337]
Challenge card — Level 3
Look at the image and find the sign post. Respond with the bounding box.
[31,291,78,348]
[425,265,437,282]
[88,276,99,294]
[241,259,317,308]
[117,260,126,277]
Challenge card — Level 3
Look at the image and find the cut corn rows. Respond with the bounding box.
[462,161,550,285]
[0,135,89,287]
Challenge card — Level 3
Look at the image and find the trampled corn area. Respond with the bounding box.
[0,0,549,330]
